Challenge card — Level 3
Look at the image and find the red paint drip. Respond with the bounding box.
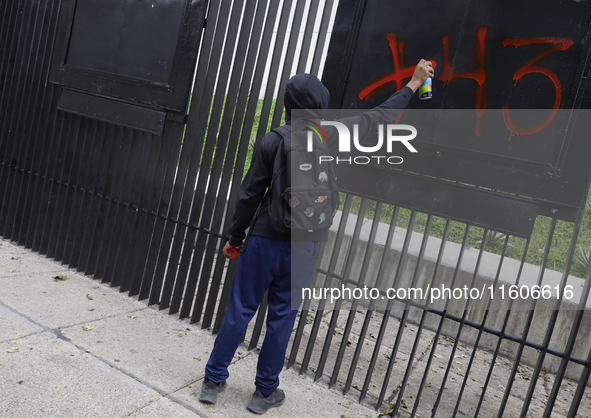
[501,37,573,137]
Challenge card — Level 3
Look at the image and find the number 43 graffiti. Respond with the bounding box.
[359,26,574,138]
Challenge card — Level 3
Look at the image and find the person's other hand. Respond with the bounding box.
[407,59,435,93]
[223,241,242,259]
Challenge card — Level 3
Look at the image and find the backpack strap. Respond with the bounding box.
[269,125,291,185]
[241,125,290,252]
[271,125,290,138]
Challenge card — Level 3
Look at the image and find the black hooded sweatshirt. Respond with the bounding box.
[227,74,413,247]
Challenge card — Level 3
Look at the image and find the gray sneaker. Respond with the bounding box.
[247,388,285,414]
[199,379,226,404]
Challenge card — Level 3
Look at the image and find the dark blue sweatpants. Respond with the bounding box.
[205,236,318,394]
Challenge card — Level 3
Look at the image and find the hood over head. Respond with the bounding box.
[284,73,330,124]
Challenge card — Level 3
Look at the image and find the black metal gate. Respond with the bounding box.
[1,0,590,416]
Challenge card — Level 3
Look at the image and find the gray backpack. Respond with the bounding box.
[267,124,339,234]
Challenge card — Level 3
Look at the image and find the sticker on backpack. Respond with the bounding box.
[304,207,314,218]
[299,163,312,171]
[289,197,301,208]
[315,196,328,204]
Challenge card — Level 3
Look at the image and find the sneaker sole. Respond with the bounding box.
[199,382,226,405]
[247,398,285,414]
[199,393,217,404]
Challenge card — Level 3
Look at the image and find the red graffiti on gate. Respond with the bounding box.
[439,26,488,136]
[359,28,574,138]
[501,37,574,139]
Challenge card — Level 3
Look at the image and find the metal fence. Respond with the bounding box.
[1,0,590,416]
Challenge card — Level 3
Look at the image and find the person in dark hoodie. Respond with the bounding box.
[199,60,434,414]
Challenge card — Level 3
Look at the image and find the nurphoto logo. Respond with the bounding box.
[306,120,418,165]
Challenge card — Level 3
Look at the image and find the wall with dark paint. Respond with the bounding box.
[322,0,591,228]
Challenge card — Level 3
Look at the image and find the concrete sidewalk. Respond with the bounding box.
[0,239,376,418]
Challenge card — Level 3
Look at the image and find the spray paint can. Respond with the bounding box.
[419,77,433,100]
[228,247,239,259]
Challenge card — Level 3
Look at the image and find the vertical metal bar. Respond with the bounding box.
[96,127,140,282]
[8,0,52,243]
[328,202,384,388]
[515,215,584,417]
[268,0,308,130]
[186,0,266,323]
[147,0,229,308]
[18,0,60,247]
[161,0,246,314]
[495,218,557,418]
[23,85,61,250]
[359,211,418,403]
[0,0,19,171]
[77,123,116,274]
[430,228,497,417]
[471,239,530,417]
[0,1,22,110]
[376,215,434,408]
[71,121,108,270]
[530,209,588,418]
[255,0,297,143]
[1,0,41,238]
[118,131,161,293]
[454,237,528,418]
[31,109,65,253]
[54,117,92,264]
[141,0,223,305]
[314,198,370,381]
[310,0,335,76]
[296,0,320,74]
[300,194,353,374]
[129,121,183,297]
[0,0,17,72]
[341,205,401,395]
[0,0,35,236]
[55,118,96,264]
[541,240,591,417]
[518,215,579,417]
[448,233,508,417]
[390,219,452,417]
[207,0,295,331]
[47,115,85,260]
[61,119,99,267]
[0,0,25,154]
[83,124,125,277]
[409,224,471,418]
[108,130,152,289]
[199,0,277,328]
[176,0,260,320]
[41,112,77,258]
[567,340,591,418]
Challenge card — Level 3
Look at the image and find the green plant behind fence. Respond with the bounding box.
[191,96,591,279]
